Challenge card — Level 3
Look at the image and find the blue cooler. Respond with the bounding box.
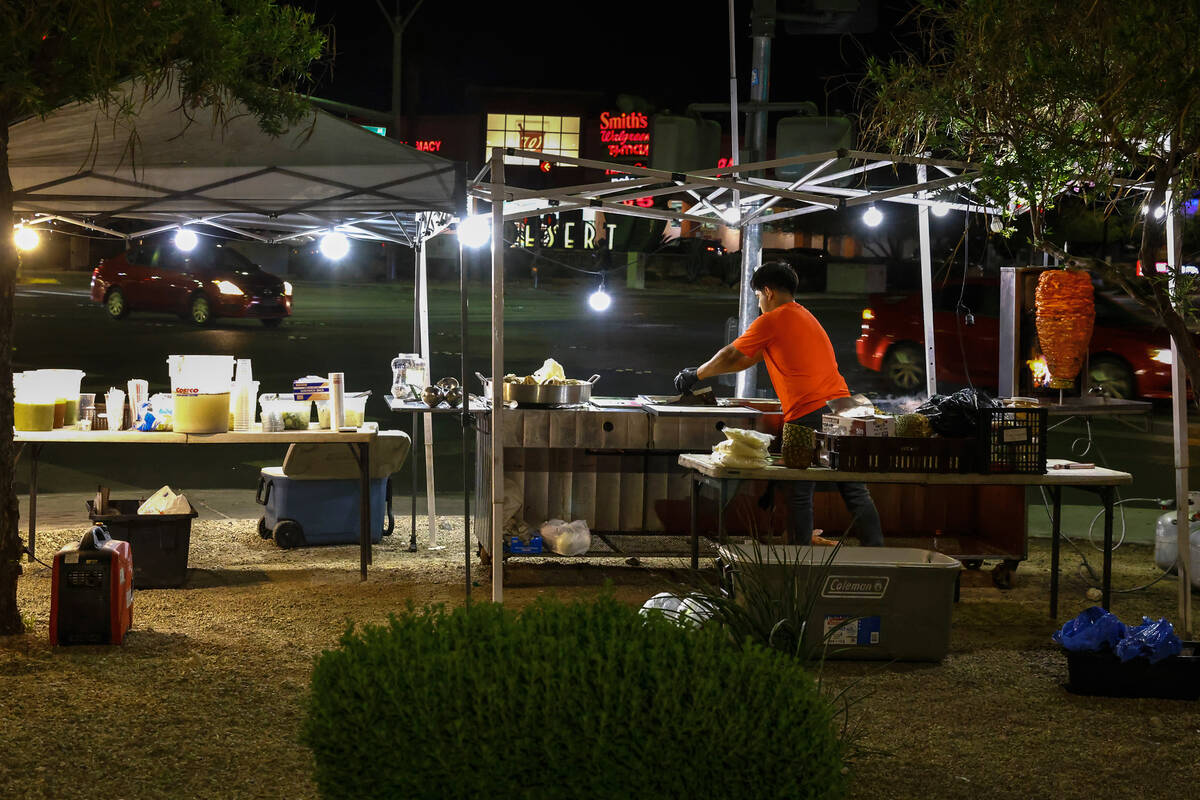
[255,430,410,549]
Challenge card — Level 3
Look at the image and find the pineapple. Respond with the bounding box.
[782,423,817,468]
[895,413,934,438]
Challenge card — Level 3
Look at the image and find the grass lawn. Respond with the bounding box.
[2,517,1198,799]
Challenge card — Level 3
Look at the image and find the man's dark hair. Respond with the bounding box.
[751,261,799,295]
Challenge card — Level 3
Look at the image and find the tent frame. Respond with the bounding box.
[472,145,1190,635]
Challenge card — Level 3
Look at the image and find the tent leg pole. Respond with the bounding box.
[490,148,506,604]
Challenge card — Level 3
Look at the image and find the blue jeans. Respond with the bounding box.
[788,408,884,547]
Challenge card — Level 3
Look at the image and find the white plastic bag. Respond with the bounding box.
[639,592,713,628]
[137,485,190,515]
[714,439,768,460]
[722,427,774,450]
[541,518,591,556]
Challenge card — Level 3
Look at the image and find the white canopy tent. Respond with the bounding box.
[472,146,1192,634]
[7,78,467,552]
[7,78,464,243]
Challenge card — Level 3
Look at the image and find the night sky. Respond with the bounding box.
[290,1,916,116]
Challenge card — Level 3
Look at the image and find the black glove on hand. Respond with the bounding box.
[674,367,700,394]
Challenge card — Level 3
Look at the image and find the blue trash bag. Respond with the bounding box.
[1114,617,1183,664]
[1052,606,1127,653]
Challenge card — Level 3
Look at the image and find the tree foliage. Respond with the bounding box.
[0,1,325,635]
[861,0,1200,403]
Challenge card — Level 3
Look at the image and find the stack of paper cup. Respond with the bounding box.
[127,379,148,423]
[329,372,345,430]
[105,388,126,431]
[232,380,259,431]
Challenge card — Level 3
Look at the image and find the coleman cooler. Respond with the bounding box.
[718,545,962,661]
[255,430,410,548]
[50,526,134,646]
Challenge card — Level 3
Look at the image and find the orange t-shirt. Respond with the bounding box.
[732,302,849,421]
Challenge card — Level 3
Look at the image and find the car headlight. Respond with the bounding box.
[214,280,244,296]
[283,281,293,297]
[1149,347,1173,365]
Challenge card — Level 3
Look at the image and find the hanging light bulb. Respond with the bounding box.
[990,217,1005,233]
[174,228,198,252]
[588,275,612,312]
[14,226,40,252]
[1154,205,1166,220]
[457,215,492,248]
[931,202,950,217]
[319,232,351,260]
[863,205,883,227]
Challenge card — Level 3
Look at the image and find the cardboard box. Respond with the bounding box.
[822,414,895,437]
[293,376,329,400]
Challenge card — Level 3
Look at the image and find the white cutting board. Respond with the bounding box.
[644,404,761,416]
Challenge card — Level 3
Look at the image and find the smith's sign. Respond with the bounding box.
[822,576,889,599]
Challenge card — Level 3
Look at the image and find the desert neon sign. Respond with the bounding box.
[599,111,650,158]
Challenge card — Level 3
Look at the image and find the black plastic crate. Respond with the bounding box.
[976,407,1047,474]
[823,433,975,473]
[86,499,197,589]
[1064,642,1200,700]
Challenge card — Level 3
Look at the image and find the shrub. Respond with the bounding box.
[685,540,845,661]
[304,596,847,800]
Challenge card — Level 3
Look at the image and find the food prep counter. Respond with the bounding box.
[473,400,779,552]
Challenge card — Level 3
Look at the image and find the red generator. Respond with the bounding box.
[50,526,134,646]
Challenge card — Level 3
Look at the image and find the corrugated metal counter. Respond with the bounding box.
[474,404,780,550]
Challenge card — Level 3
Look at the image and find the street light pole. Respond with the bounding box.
[736,1,775,399]
[375,0,425,141]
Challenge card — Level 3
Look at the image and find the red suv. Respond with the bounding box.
[856,280,1179,399]
[91,241,292,327]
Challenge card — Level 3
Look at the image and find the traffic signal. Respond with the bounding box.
[539,160,552,173]
[775,115,854,185]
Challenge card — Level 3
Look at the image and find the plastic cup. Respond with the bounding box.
[105,389,126,431]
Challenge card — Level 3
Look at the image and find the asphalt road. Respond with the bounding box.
[13,273,1200,510]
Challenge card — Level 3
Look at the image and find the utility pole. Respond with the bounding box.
[735,0,775,399]
[375,0,425,141]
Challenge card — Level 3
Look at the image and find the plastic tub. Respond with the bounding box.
[168,355,234,433]
[316,394,367,428]
[26,369,85,427]
[13,371,57,431]
[87,498,197,588]
[260,394,312,430]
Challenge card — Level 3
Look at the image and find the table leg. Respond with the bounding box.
[1102,486,1114,610]
[359,441,371,580]
[690,477,699,570]
[27,444,42,561]
[409,412,419,551]
[717,481,727,549]
[1049,486,1062,619]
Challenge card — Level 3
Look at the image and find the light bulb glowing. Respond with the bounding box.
[588,289,612,312]
[320,232,351,260]
[174,229,198,252]
[1154,206,1166,220]
[990,217,1005,233]
[458,215,492,248]
[14,227,39,251]
[931,202,950,217]
[719,206,741,225]
[863,206,883,227]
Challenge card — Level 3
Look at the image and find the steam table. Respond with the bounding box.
[15,425,378,579]
[678,454,1133,618]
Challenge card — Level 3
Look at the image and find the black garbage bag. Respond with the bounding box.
[915,388,1000,438]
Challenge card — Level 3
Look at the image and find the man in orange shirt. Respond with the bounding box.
[675,262,883,546]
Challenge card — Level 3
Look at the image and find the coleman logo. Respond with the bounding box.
[822,576,889,599]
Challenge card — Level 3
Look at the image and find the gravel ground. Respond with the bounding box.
[2,519,1199,799]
